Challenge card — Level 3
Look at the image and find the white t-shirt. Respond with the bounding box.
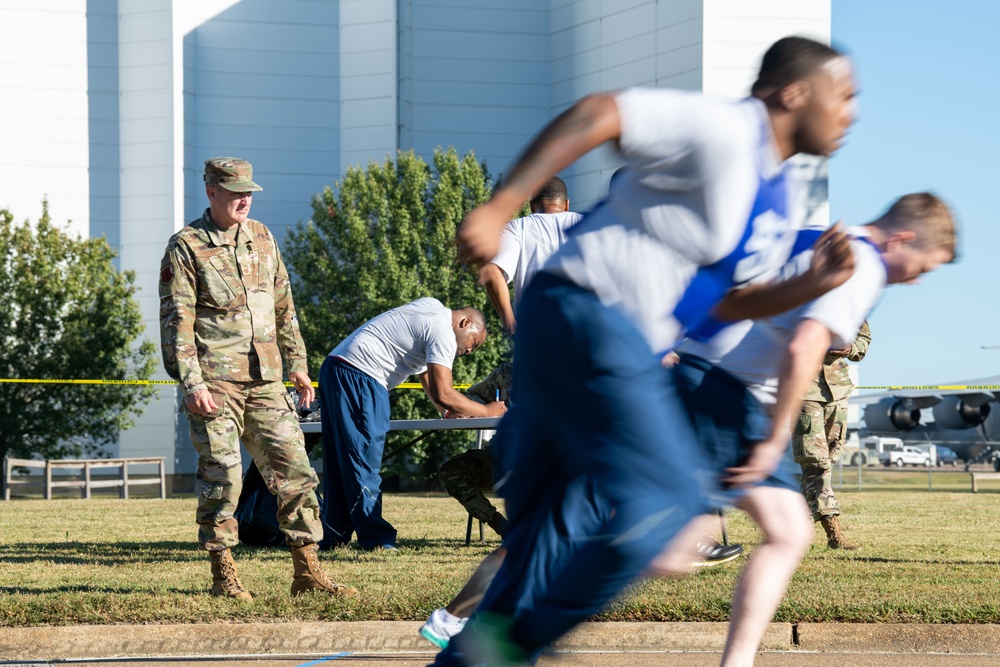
[544,88,804,354]
[330,298,457,390]
[492,211,582,310]
[677,228,887,407]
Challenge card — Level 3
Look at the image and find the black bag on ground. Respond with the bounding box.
[234,462,285,547]
[234,430,325,547]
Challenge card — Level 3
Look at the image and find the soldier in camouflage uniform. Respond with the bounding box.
[792,320,871,550]
[159,157,355,600]
[437,362,513,537]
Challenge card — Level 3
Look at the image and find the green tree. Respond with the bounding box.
[285,148,516,485]
[0,203,157,492]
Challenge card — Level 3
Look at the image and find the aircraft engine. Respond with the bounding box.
[863,397,921,432]
[932,395,992,430]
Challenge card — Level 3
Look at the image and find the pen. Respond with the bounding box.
[495,388,500,402]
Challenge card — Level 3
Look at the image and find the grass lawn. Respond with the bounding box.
[2,481,1000,626]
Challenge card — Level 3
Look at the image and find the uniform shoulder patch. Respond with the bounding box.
[160,265,173,283]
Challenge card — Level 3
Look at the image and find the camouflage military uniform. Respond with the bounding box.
[793,321,871,521]
[437,362,512,536]
[159,209,321,551]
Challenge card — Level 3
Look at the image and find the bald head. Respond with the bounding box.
[452,307,488,356]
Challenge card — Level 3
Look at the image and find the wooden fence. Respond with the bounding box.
[3,457,166,500]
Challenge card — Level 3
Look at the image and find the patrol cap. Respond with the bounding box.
[204,157,263,192]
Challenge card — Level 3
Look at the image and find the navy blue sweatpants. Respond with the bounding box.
[432,274,713,665]
[318,356,397,550]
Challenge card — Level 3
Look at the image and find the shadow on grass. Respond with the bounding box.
[847,555,1000,566]
[0,541,203,565]
[0,583,200,595]
[259,536,499,554]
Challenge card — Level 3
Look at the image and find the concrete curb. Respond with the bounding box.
[797,623,1000,653]
[2,621,1000,661]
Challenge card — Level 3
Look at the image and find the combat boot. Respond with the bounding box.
[487,514,510,538]
[209,548,253,600]
[820,516,859,550]
[290,543,358,597]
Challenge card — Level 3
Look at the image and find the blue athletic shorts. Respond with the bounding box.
[673,353,800,509]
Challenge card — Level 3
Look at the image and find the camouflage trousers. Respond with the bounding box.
[792,398,847,521]
[185,379,322,551]
[438,446,505,527]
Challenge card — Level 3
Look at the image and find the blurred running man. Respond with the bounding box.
[422,178,579,647]
[669,192,956,666]
[432,35,857,667]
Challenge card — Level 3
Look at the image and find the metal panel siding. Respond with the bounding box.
[602,32,658,70]
[411,103,549,135]
[656,17,704,50]
[655,43,703,80]
[400,0,548,177]
[410,80,549,107]
[410,56,543,84]
[550,1,601,33]
[196,72,339,101]
[195,47,337,76]
[341,72,396,100]
[411,6,547,33]
[340,23,396,55]
[600,3,657,45]
[412,29,548,61]
[657,0,704,27]
[551,20,601,59]
[602,56,656,89]
[551,45,601,82]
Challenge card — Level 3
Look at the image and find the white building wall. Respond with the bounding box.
[548,0,707,211]
[703,0,832,228]
[0,0,833,480]
[340,0,396,173]
[116,0,183,467]
[399,0,549,182]
[184,0,340,241]
[0,0,92,239]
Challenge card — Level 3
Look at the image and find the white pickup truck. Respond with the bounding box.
[879,445,931,468]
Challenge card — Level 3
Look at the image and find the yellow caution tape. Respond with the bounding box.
[857,385,1000,391]
[0,378,471,389]
[12,378,995,392]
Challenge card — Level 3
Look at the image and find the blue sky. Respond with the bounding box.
[831,1,1000,387]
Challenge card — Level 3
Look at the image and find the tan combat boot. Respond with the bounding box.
[290,543,358,598]
[820,516,859,550]
[209,548,253,600]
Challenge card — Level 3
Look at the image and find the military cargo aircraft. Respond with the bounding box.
[849,375,1000,470]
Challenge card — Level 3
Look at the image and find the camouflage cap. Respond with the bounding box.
[204,157,263,192]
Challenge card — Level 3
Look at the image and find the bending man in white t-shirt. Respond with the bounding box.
[479,176,582,337]
[317,299,506,551]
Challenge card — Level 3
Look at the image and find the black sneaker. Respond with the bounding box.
[692,541,744,567]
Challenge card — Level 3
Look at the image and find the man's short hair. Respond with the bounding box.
[530,177,568,208]
[751,36,844,97]
[465,307,487,333]
[880,192,958,261]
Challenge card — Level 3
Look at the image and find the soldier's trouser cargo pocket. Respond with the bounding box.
[186,380,321,551]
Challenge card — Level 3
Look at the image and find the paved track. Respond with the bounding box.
[27,652,1000,667]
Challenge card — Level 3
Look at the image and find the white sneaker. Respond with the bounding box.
[419,608,468,648]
